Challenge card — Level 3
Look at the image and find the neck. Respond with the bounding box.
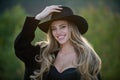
[60,41,75,54]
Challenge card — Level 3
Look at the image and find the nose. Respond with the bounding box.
[56,28,61,35]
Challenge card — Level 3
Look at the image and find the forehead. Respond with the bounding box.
[50,20,68,27]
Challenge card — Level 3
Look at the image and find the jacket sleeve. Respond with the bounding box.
[14,17,41,64]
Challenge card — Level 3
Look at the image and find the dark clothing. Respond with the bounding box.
[48,66,81,80]
[14,17,40,80]
[14,17,101,80]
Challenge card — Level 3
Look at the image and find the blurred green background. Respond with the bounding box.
[0,0,120,80]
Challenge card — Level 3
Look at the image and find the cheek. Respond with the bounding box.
[64,28,69,35]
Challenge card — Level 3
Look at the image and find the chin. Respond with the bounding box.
[59,42,66,45]
[58,40,68,45]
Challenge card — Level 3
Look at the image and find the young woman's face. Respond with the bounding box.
[50,20,70,45]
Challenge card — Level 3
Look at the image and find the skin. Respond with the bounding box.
[35,5,78,73]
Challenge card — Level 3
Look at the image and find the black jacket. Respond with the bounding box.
[14,17,41,80]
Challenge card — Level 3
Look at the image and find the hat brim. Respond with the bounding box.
[38,15,88,34]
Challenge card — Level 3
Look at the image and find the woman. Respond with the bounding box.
[14,5,101,80]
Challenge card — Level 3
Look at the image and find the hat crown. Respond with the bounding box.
[51,6,74,19]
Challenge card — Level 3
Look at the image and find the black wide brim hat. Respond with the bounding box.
[38,6,88,34]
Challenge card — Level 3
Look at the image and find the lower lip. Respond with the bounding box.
[58,36,65,41]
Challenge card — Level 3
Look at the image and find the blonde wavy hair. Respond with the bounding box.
[30,20,102,80]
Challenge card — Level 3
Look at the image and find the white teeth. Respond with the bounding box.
[58,36,64,40]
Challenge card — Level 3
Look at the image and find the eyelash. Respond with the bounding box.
[51,28,56,31]
[61,26,66,28]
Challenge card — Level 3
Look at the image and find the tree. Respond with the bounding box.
[0,5,26,80]
[80,5,120,80]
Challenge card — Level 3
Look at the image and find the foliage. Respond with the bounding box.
[0,4,46,80]
[0,5,26,80]
[80,5,120,80]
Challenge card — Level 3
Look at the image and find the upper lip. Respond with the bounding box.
[56,34,64,38]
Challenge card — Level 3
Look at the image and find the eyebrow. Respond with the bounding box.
[59,24,66,26]
[51,23,66,28]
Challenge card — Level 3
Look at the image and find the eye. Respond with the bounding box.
[60,25,66,29]
[51,28,56,31]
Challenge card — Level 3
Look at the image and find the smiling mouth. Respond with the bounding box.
[57,35,65,41]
